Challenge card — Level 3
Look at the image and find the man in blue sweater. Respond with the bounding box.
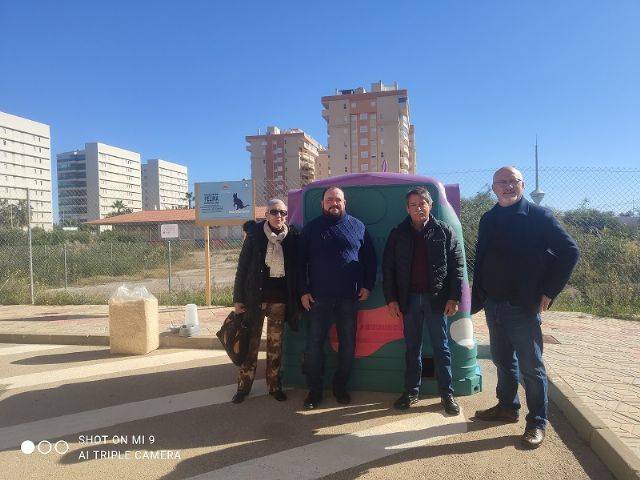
[299,186,377,409]
[472,166,579,449]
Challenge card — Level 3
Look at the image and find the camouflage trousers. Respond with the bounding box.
[237,302,285,394]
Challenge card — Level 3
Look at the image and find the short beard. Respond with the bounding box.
[323,207,344,218]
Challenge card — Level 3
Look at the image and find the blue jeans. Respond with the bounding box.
[304,298,358,397]
[485,298,548,429]
[403,293,453,396]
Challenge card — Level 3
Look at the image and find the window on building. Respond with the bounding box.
[360,138,368,146]
[343,103,347,109]
[344,154,347,160]
[360,126,368,133]
[361,164,369,171]
[360,151,369,158]
[359,113,368,120]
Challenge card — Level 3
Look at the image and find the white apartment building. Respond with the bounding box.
[142,159,188,210]
[321,81,416,176]
[57,142,141,223]
[246,127,322,205]
[0,111,53,230]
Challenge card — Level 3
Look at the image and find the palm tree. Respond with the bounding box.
[106,200,133,217]
[186,192,194,209]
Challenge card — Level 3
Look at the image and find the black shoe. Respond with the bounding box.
[441,394,460,415]
[270,389,287,402]
[394,392,419,410]
[333,388,351,405]
[303,392,321,410]
[475,404,519,423]
[232,391,248,404]
[521,427,545,448]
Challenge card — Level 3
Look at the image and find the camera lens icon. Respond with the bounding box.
[21,440,35,455]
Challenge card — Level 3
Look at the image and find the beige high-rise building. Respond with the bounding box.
[321,81,416,176]
[246,127,322,205]
[57,142,142,223]
[142,159,188,210]
[0,111,53,230]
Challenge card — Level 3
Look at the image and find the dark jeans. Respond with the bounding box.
[304,298,358,397]
[485,298,548,429]
[403,293,453,396]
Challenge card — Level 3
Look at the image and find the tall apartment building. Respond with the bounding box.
[246,127,322,205]
[321,81,416,176]
[142,159,188,210]
[315,148,331,180]
[0,111,53,230]
[57,142,141,223]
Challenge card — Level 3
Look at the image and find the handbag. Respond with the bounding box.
[216,310,251,366]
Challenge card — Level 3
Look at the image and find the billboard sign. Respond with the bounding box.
[195,180,254,223]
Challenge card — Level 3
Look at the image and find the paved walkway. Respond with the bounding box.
[0,305,638,479]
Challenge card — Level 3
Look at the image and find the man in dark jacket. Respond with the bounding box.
[472,166,579,449]
[299,186,377,409]
[232,198,300,404]
[383,187,464,415]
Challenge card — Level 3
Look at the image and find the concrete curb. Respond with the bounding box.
[548,375,640,480]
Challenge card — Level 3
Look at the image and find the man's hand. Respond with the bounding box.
[358,288,370,301]
[301,293,315,311]
[234,303,246,315]
[539,295,552,312]
[444,300,459,316]
[387,301,401,319]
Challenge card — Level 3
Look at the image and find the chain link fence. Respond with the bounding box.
[1,167,639,316]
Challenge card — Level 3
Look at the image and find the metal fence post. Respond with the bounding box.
[64,243,68,289]
[26,188,34,304]
[167,240,172,295]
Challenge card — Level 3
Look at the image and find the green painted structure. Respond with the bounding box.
[282,173,482,396]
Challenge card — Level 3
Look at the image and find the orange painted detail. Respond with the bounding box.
[329,306,404,358]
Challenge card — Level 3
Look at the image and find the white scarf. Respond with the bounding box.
[264,221,287,277]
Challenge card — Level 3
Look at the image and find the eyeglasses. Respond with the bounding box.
[269,209,287,217]
[493,179,523,187]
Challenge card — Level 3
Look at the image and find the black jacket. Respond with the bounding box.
[233,220,301,330]
[471,197,580,314]
[383,215,464,314]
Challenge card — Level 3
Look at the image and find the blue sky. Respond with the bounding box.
[1,1,639,204]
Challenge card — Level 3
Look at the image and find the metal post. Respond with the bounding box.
[204,226,211,306]
[64,243,68,289]
[168,240,172,295]
[26,188,34,305]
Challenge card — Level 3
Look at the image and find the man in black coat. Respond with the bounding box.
[383,187,464,415]
[232,198,300,403]
[472,166,579,449]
